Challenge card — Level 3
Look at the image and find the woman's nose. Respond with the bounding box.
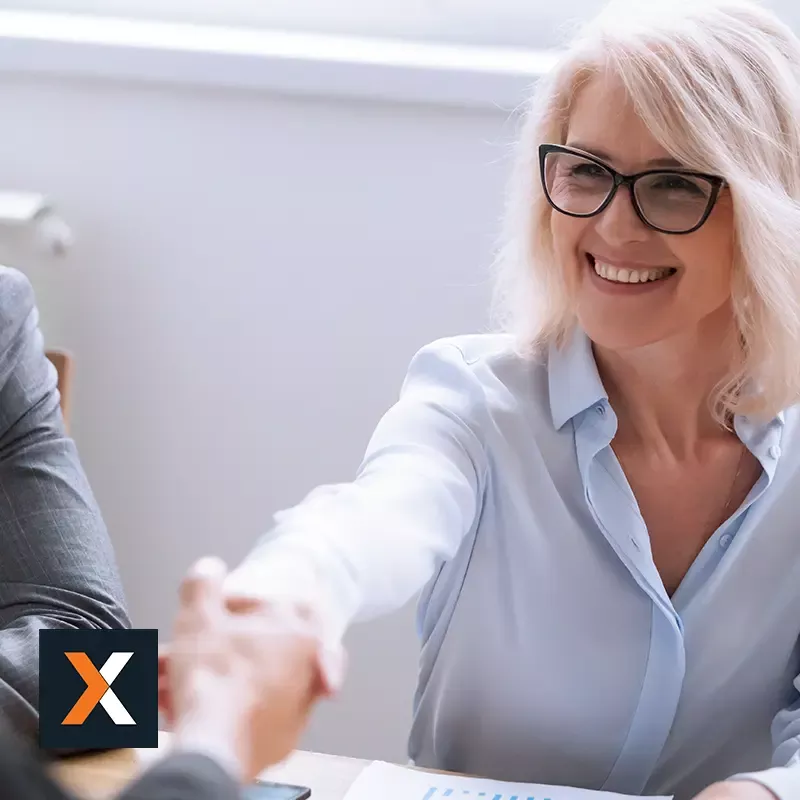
[592,185,650,244]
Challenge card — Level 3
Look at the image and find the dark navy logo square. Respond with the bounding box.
[39,629,158,750]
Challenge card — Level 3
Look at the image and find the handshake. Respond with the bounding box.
[157,557,347,784]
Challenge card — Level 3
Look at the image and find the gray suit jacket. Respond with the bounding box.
[0,719,239,800]
[0,266,129,738]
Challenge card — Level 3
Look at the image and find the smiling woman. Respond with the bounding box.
[545,71,739,375]
[147,2,800,800]
[496,0,800,422]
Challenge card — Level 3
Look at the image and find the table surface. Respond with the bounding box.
[51,735,371,800]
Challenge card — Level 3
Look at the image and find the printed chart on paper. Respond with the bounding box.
[342,762,672,800]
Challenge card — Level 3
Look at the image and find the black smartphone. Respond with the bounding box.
[242,780,311,800]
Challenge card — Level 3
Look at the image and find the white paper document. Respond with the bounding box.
[343,761,672,800]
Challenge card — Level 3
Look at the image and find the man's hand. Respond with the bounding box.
[158,586,345,728]
[160,556,344,783]
[692,781,777,800]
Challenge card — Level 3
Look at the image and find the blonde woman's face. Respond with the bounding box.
[551,72,735,349]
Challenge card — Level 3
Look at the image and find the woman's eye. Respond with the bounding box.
[653,175,705,195]
[571,163,607,178]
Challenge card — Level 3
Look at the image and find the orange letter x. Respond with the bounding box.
[62,652,109,725]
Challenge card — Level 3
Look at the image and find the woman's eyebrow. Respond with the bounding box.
[565,141,684,169]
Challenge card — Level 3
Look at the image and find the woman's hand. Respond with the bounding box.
[692,781,777,800]
[159,556,344,783]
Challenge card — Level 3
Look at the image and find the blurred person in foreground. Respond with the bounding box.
[161,1,800,799]
[0,266,128,738]
[0,556,335,800]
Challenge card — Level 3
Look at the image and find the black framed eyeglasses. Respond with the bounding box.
[538,143,726,235]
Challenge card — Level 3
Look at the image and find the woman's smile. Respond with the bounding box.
[585,253,680,295]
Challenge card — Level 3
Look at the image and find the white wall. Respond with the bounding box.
[0,72,514,761]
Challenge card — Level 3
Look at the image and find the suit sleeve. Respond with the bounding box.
[0,726,238,800]
[115,752,239,800]
[0,267,130,738]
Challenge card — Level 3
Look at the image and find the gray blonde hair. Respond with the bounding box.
[492,0,800,420]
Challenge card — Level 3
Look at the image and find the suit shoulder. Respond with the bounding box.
[0,267,35,338]
[0,268,40,385]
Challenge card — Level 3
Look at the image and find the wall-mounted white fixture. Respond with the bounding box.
[0,192,73,256]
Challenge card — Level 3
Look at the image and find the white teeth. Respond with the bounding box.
[593,260,673,284]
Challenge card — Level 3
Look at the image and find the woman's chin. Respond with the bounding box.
[576,310,680,352]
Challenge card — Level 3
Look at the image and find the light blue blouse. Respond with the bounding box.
[228,329,800,800]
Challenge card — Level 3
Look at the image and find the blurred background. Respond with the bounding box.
[0,0,795,767]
